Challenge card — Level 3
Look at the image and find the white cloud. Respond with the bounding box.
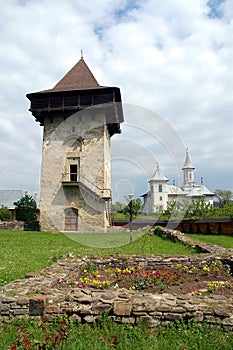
[0,0,232,202]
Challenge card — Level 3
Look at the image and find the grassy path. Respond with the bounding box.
[188,233,233,249]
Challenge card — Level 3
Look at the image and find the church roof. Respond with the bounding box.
[199,184,214,196]
[52,57,100,91]
[150,163,168,182]
[168,185,184,195]
[182,148,195,169]
[186,187,203,197]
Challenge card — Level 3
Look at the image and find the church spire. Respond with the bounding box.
[182,147,194,169]
[182,148,195,188]
[150,162,168,182]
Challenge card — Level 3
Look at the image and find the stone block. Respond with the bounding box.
[172,306,186,313]
[17,297,29,305]
[121,317,135,324]
[137,315,160,328]
[222,316,233,326]
[213,307,232,317]
[157,305,172,312]
[45,305,60,314]
[114,301,132,316]
[69,314,81,324]
[79,304,92,315]
[0,304,9,312]
[92,302,112,313]
[193,311,203,322]
[164,313,183,320]
[12,309,28,316]
[84,315,98,323]
[29,297,45,316]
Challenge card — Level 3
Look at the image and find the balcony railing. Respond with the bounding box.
[61,173,111,199]
[62,172,79,182]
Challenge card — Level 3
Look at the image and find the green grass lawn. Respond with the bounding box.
[1,230,233,349]
[1,316,233,350]
[188,233,233,249]
[0,229,196,286]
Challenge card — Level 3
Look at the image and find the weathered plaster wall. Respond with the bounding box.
[40,110,111,232]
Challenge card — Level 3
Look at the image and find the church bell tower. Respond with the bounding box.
[27,57,123,232]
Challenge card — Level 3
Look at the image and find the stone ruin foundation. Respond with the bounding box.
[1,229,233,329]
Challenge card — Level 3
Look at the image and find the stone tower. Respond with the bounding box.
[27,57,123,232]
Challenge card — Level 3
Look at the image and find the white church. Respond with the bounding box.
[142,148,214,214]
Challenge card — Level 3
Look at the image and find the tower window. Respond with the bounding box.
[160,196,162,201]
[159,184,162,192]
[70,164,78,181]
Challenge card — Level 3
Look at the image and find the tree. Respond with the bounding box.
[184,197,213,219]
[161,200,184,220]
[14,194,38,222]
[0,205,11,221]
[214,189,233,208]
[123,198,143,218]
[112,201,125,213]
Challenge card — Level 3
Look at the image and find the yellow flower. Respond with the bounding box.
[102,280,110,288]
[191,289,203,296]
[91,279,100,288]
[83,277,90,284]
[203,266,210,274]
[129,285,136,291]
[115,268,121,276]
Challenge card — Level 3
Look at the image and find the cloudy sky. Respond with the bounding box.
[0,0,232,203]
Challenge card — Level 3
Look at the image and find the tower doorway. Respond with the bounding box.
[64,208,78,231]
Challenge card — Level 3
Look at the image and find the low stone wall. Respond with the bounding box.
[1,287,233,329]
[153,227,233,256]
[0,221,24,231]
[1,242,233,329]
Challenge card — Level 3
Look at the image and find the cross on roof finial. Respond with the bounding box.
[81,49,84,59]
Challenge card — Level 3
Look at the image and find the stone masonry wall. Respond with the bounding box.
[1,237,233,329]
[0,221,24,231]
[40,110,111,232]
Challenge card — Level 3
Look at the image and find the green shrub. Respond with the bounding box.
[14,194,38,222]
[0,205,11,221]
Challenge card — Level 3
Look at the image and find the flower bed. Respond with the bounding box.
[55,258,233,296]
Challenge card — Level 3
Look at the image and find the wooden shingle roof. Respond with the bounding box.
[52,58,100,91]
